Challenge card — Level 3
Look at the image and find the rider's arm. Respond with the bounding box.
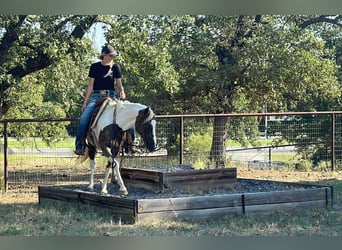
[82,77,95,112]
[116,78,126,100]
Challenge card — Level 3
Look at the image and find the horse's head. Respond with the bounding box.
[135,107,157,152]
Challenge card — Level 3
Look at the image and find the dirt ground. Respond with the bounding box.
[238,168,342,183]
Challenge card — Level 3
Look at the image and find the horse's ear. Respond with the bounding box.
[143,107,150,116]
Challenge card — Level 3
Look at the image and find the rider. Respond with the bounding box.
[74,44,126,155]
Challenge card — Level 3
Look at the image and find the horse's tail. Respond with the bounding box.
[77,146,89,164]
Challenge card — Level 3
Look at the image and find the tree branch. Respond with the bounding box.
[7,15,99,79]
[298,15,342,29]
[0,15,26,66]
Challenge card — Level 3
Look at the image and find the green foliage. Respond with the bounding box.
[105,15,180,111]
[228,116,260,147]
[0,15,95,141]
[294,160,312,171]
[185,128,212,154]
[1,15,342,165]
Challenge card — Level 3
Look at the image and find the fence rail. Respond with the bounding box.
[1,111,342,192]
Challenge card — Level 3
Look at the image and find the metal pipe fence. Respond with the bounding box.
[1,111,342,192]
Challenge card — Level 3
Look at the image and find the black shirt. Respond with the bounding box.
[89,62,122,91]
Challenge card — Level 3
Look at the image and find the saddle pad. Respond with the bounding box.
[90,98,117,148]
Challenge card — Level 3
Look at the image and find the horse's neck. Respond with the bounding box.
[116,101,146,130]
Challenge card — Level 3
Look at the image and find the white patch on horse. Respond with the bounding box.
[151,119,157,144]
[91,99,117,142]
[115,101,146,131]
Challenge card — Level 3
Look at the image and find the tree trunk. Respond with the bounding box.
[209,116,230,168]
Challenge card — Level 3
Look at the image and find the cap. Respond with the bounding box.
[99,45,118,57]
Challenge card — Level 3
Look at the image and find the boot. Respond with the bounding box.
[74,143,86,155]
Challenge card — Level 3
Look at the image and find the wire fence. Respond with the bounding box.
[1,111,342,191]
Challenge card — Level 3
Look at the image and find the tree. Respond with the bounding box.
[0,15,100,141]
[104,15,180,112]
[103,15,342,167]
[2,15,341,167]
[0,15,98,119]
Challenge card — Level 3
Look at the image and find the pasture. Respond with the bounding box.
[1,169,341,236]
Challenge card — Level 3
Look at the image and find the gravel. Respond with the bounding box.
[61,164,321,200]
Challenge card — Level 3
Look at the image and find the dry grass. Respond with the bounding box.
[238,168,342,183]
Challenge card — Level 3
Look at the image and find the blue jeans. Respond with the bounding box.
[75,91,116,147]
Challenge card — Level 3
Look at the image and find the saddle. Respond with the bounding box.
[90,97,113,129]
[87,97,135,154]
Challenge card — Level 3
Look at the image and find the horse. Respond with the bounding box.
[79,98,157,195]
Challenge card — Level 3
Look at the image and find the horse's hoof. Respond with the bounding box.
[119,190,128,196]
[101,190,108,195]
[87,187,94,192]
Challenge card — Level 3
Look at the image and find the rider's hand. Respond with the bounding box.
[81,102,87,112]
[120,91,126,100]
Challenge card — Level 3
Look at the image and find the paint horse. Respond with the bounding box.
[79,98,157,195]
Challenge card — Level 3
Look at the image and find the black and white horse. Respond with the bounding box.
[79,98,157,195]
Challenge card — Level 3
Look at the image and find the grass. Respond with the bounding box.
[1,169,342,236]
[3,137,74,149]
[3,137,279,149]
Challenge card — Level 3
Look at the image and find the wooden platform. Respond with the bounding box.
[38,179,333,224]
[120,166,237,192]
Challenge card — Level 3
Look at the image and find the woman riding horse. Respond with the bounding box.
[74,44,126,155]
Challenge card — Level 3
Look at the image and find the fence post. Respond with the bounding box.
[3,121,8,192]
[331,113,335,171]
[179,116,184,165]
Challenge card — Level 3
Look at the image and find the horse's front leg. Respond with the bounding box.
[111,159,128,196]
[114,159,128,196]
[88,159,96,192]
[101,161,111,195]
[101,158,128,196]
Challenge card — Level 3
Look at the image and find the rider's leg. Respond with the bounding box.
[74,95,99,155]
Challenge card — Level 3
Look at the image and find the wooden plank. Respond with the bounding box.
[137,199,327,222]
[136,206,243,222]
[164,168,236,180]
[38,183,333,224]
[121,167,236,192]
[122,179,163,192]
[79,192,135,210]
[245,200,327,215]
[39,188,137,223]
[121,168,163,191]
[121,168,162,183]
[163,168,237,189]
[137,193,242,213]
[245,188,329,205]
[39,185,136,211]
[38,186,80,203]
